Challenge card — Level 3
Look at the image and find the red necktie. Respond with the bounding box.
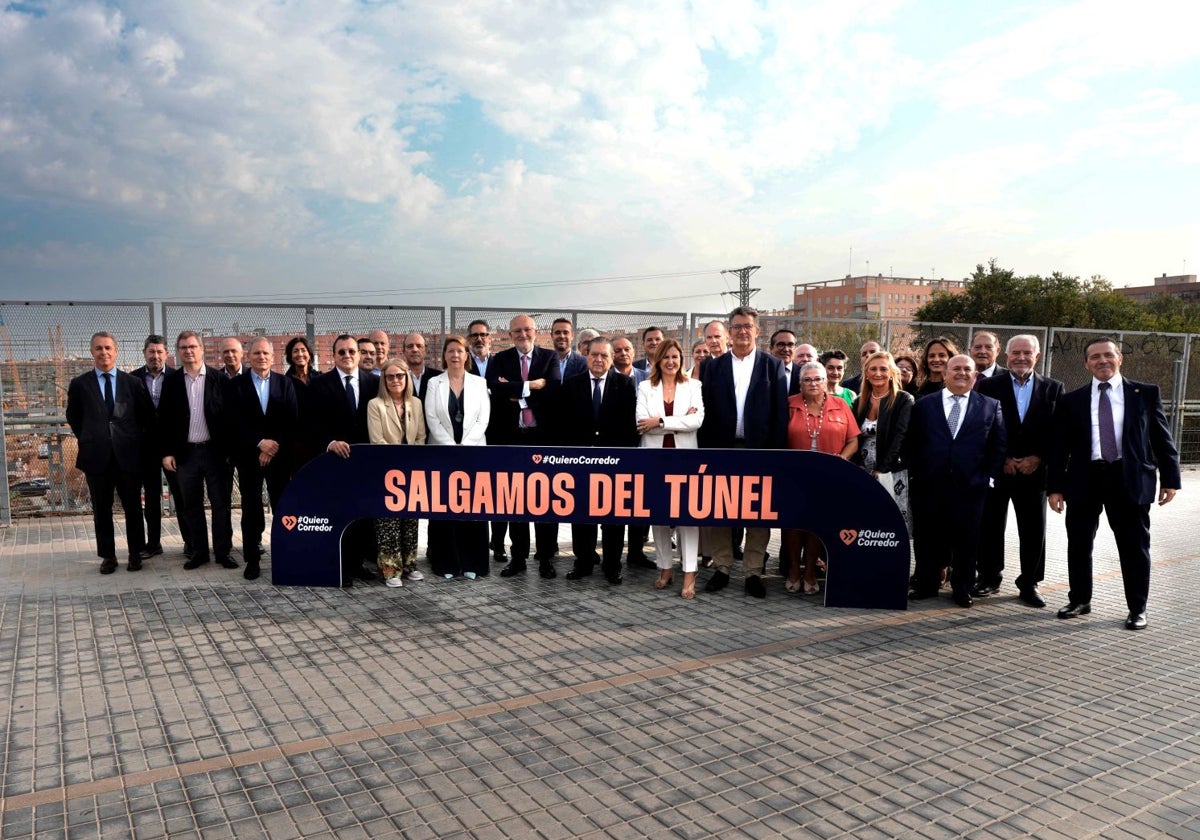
[520,354,534,427]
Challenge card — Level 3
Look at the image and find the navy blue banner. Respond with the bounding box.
[271,445,911,609]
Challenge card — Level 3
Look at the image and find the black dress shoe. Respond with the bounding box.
[954,593,974,608]
[907,588,938,601]
[99,557,118,574]
[217,557,239,569]
[539,561,557,579]
[626,555,656,570]
[744,575,766,599]
[1057,601,1091,619]
[244,562,261,581]
[184,555,211,570]
[127,557,143,572]
[141,545,164,558]
[604,572,623,585]
[1018,587,1046,608]
[705,570,730,593]
[565,567,593,580]
[500,562,527,577]
[1125,612,1147,630]
[970,582,1000,597]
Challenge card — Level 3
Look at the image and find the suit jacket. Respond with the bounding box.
[842,373,863,394]
[558,370,638,448]
[415,367,441,403]
[228,371,299,464]
[308,368,380,451]
[219,364,251,380]
[485,345,561,443]
[130,364,174,409]
[636,378,704,449]
[633,358,649,371]
[560,351,588,382]
[158,365,232,459]
[367,393,427,445]
[1047,378,1181,506]
[978,372,1063,476]
[907,391,1006,492]
[697,350,788,450]
[783,363,802,397]
[852,390,914,474]
[66,369,155,475]
[425,373,490,446]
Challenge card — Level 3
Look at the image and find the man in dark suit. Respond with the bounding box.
[308,334,381,585]
[159,331,237,571]
[130,333,188,558]
[770,329,803,396]
[403,332,440,402]
[697,306,788,598]
[907,354,1006,608]
[558,338,639,584]
[551,317,588,382]
[1048,337,1181,630]
[633,326,664,371]
[970,330,1007,385]
[486,313,562,578]
[976,334,1064,607]
[66,331,155,573]
[229,338,298,580]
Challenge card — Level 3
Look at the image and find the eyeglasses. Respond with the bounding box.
[774,342,796,348]
[384,373,407,381]
[469,332,489,339]
[335,348,357,356]
[801,377,826,384]
[177,344,201,351]
[729,324,755,333]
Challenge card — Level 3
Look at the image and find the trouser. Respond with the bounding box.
[86,458,145,559]
[175,443,233,561]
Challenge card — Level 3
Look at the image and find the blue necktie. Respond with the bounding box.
[1098,382,1118,462]
[103,373,114,418]
[592,378,603,419]
[344,374,356,412]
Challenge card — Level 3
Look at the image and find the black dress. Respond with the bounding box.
[426,386,490,578]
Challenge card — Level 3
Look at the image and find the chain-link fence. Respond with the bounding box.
[5,302,1200,521]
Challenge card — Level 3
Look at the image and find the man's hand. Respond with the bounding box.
[528,378,547,391]
[1016,455,1041,475]
[1048,492,1064,514]
[259,439,280,458]
[327,440,351,459]
[1160,487,1178,506]
[162,456,176,472]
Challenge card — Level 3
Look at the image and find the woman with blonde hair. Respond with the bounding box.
[367,358,427,586]
[636,338,705,599]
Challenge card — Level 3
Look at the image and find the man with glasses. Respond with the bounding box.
[160,331,237,571]
[770,329,802,396]
[467,320,493,378]
[697,307,788,598]
[131,333,188,558]
[487,314,561,578]
[309,334,380,585]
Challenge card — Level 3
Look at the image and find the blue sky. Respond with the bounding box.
[0,0,1196,312]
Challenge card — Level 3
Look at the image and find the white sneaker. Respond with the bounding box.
[405,570,424,581]
[385,576,403,588]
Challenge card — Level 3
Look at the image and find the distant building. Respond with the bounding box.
[1118,274,1200,303]
[791,275,966,320]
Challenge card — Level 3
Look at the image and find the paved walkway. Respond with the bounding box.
[2,474,1200,839]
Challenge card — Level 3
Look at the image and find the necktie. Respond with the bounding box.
[592,377,603,419]
[1098,382,1118,462]
[344,374,356,412]
[947,394,963,438]
[103,372,114,418]
[520,354,534,427]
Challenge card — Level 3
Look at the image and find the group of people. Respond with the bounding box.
[66,311,1181,629]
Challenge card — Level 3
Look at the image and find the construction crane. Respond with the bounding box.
[0,310,26,411]
[49,324,65,411]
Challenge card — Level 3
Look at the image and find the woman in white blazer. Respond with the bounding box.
[367,359,427,586]
[423,335,491,579]
[635,338,705,599]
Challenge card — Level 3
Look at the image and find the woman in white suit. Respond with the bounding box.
[635,338,705,599]
[367,359,427,587]
[424,335,491,579]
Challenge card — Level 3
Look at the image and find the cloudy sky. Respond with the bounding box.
[1,0,1197,313]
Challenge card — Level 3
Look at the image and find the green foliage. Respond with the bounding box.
[914,259,1179,330]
